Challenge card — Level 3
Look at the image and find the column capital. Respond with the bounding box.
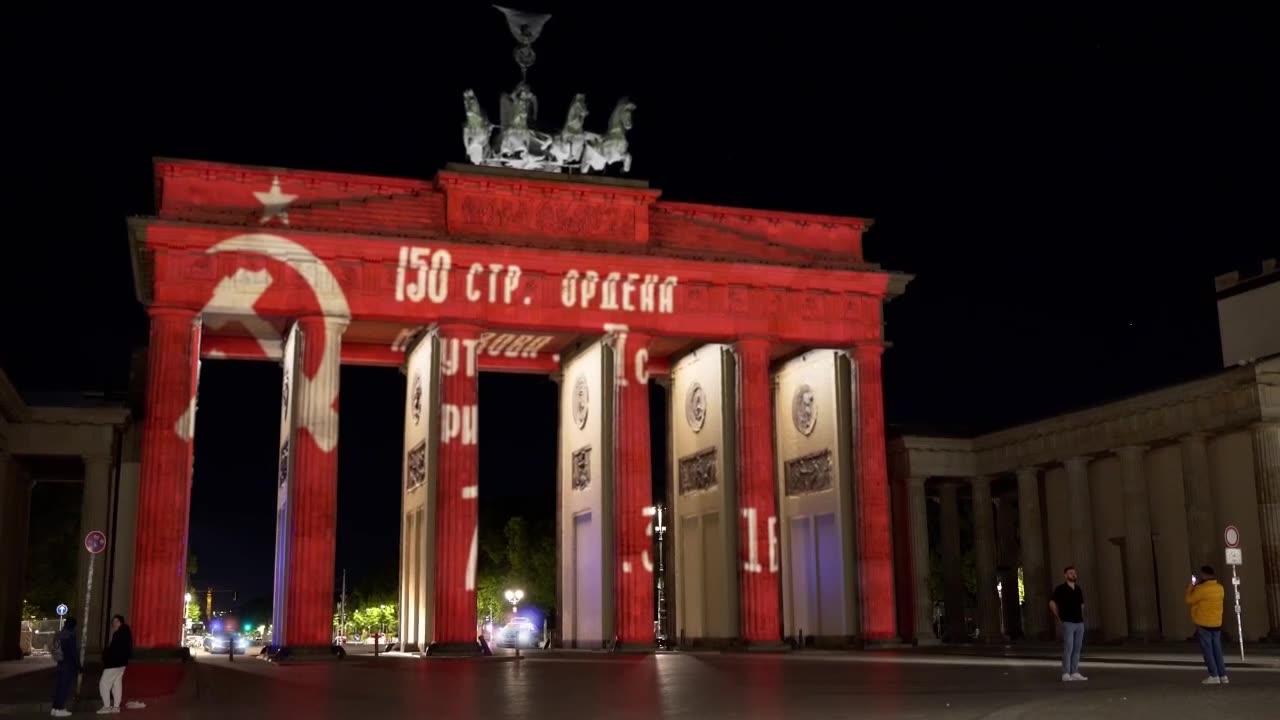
[851,342,885,359]
[1116,445,1150,458]
[968,474,996,488]
[146,306,198,321]
[1251,421,1280,433]
[1180,431,1213,443]
[434,322,483,339]
[298,315,350,331]
[1015,466,1040,481]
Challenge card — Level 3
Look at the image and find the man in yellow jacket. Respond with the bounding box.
[1186,565,1228,684]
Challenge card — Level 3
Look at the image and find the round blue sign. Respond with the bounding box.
[84,531,107,555]
[56,604,68,617]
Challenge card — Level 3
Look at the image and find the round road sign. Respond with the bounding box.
[84,531,107,555]
[1224,526,1240,548]
[56,604,68,617]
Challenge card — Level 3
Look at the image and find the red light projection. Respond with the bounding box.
[127,158,901,651]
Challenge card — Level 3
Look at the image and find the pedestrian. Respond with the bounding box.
[99,614,133,713]
[50,616,80,717]
[1186,565,1228,684]
[1049,565,1088,682]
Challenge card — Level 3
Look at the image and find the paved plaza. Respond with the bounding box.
[4,649,1279,719]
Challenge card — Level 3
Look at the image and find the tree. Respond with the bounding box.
[23,483,79,617]
[475,515,556,621]
[186,597,202,624]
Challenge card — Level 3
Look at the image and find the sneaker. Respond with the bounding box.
[51,711,71,718]
[125,701,147,710]
[112,708,122,713]
[1062,673,1073,681]
[98,708,115,715]
[1220,676,1230,684]
[1202,676,1221,684]
[1070,673,1088,681]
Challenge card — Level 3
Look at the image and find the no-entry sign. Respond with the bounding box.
[84,531,106,555]
[1225,526,1241,548]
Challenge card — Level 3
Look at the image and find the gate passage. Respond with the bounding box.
[126,158,908,652]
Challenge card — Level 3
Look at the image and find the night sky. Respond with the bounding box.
[4,5,1272,606]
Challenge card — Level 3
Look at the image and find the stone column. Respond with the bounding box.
[1252,422,1280,639]
[614,331,654,646]
[905,476,935,643]
[130,307,201,650]
[0,451,33,661]
[1016,467,1048,640]
[939,482,965,640]
[852,344,897,640]
[971,476,1001,642]
[282,316,346,650]
[551,372,564,648]
[1118,445,1160,640]
[735,338,781,644]
[433,324,481,648]
[1180,433,1217,570]
[1063,456,1100,633]
[995,493,1022,639]
[79,454,114,652]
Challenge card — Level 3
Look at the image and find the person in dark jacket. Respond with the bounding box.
[51,616,80,717]
[99,615,133,713]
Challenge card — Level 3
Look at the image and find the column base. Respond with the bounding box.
[911,635,942,647]
[676,637,739,651]
[790,634,860,650]
[132,647,193,663]
[857,636,906,650]
[267,645,345,662]
[737,640,792,653]
[426,641,483,656]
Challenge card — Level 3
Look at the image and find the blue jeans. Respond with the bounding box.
[1197,626,1226,677]
[1061,622,1084,674]
[51,662,76,710]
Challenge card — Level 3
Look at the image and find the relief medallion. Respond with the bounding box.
[572,374,590,429]
[410,373,423,426]
[792,384,817,436]
[685,382,707,433]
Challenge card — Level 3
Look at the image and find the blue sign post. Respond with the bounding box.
[56,604,68,617]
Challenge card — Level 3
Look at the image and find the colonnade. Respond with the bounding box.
[898,423,1280,644]
[128,307,902,652]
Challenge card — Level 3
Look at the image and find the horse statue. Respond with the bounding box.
[581,98,635,174]
[461,89,494,165]
[549,94,589,167]
[497,82,551,166]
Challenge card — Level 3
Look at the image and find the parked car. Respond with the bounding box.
[494,617,539,648]
[203,632,249,655]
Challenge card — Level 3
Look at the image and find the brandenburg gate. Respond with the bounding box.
[123,8,910,656]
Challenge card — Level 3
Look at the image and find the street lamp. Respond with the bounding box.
[644,505,670,650]
[504,589,525,657]
[504,589,524,615]
[183,592,193,645]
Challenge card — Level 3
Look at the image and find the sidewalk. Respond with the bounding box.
[0,660,189,715]
[899,641,1280,669]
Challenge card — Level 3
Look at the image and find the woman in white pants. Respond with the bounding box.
[98,615,132,714]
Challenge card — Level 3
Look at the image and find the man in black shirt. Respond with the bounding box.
[1049,565,1087,681]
